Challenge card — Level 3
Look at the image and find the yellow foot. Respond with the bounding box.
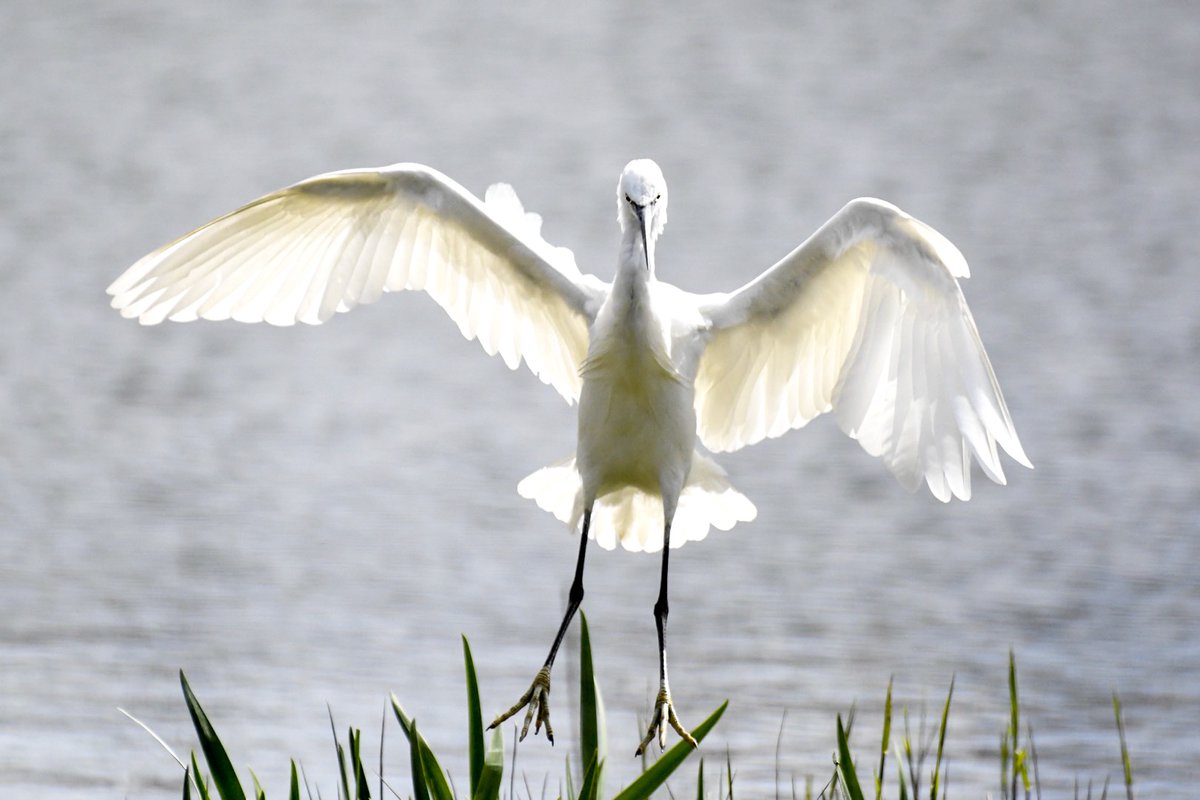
[635,684,697,756]
[488,665,554,744]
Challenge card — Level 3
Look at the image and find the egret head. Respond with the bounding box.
[617,160,668,254]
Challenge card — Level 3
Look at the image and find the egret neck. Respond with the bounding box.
[615,211,656,314]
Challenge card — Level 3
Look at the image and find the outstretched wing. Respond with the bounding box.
[108,163,606,403]
[694,198,1030,501]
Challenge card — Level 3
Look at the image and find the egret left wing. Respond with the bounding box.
[694,198,1030,501]
[108,164,606,403]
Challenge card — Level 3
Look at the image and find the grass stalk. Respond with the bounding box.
[154,647,1138,800]
[877,677,893,800]
[1112,692,1134,800]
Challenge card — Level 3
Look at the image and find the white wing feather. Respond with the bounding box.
[695,198,1030,501]
[108,164,606,403]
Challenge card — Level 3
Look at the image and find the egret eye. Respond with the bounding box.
[655,194,661,201]
[625,194,634,205]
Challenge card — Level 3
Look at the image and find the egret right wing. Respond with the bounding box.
[108,164,606,403]
[694,198,1030,501]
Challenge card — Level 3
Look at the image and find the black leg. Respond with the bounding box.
[489,507,592,743]
[543,507,591,669]
[653,521,671,681]
[636,522,697,755]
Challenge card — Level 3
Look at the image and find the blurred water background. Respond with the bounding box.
[2,1,1198,796]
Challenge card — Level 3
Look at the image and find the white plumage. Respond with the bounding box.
[110,165,599,403]
[693,197,1029,502]
[110,157,1031,751]
[110,161,1028,547]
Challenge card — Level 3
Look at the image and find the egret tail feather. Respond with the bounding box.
[517,452,756,553]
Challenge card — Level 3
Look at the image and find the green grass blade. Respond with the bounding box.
[408,719,431,800]
[612,700,728,800]
[902,706,917,800]
[289,760,301,800]
[1009,650,1020,800]
[350,727,370,800]
[999,732,1009,799]
[579,613,606,798]
[577,754,601,800]
[1009,650,1019,752]
[463,636,484,798]
[726,744,735,800]
[391,696,454,800]
[329,709,351,800]
[350,728,361,799]
[695,757,704,800]
[180,672,247,800]
[897,758,908,800]
[1112,692,1134,800]
[1029,724,1042,798]
[836,714,866,800]
[183,764,193,800]
[250,770,265,800]
[877,677,893,800]
[471,727,504,800]
[930,677,955,800]
[191,753,212,800]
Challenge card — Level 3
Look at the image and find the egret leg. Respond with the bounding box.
[636,521,698,756]
[489,507,592,744]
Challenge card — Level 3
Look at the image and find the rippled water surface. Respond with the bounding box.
[2,2,1198,797]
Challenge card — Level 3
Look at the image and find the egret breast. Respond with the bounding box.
[577,326,696,499]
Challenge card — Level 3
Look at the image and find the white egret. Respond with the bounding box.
[108,159,1030,754]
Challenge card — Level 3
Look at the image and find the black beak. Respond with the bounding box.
[634,203,650,269]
